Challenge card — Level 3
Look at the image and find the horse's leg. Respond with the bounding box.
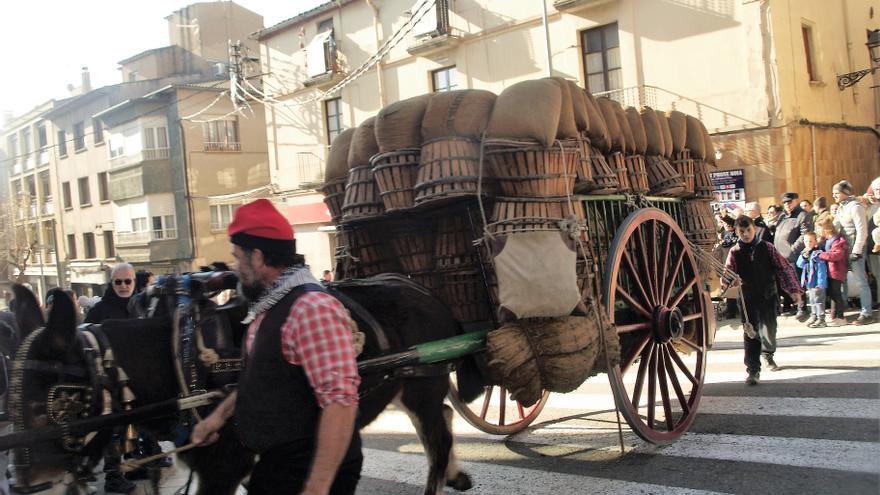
[441,403,472,491]
[399,377,472,495]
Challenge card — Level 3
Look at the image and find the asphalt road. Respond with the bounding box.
[102,310,879,495]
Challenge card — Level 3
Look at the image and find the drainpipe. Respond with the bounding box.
[177,120,198,268]
[810,124,818,199]
[541,0,553,76]
[366,0,386,106]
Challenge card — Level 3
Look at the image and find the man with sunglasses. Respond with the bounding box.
[84,263,137,493]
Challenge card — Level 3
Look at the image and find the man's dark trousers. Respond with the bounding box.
[739,295,778,373]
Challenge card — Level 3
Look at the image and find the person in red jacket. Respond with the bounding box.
[818,218,850,326]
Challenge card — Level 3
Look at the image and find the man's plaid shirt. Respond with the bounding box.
[724,239,803,298]
[245,291,360,408]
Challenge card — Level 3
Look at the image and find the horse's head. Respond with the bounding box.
[10,286,106,491]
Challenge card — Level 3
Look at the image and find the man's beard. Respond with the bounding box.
[241,280,266,303]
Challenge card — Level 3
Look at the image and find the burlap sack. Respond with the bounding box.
[375,94,431,153]
[486,308,620,407]
[325,128,356,181]
[702,121,716,165]
[486,79,561,147]
[614,103,635,155]
[549,77,579,140]
[583,91,610,151]
[597,97,624,152]
[657,112,674,159]
[348,117,379,167]
[567,80,590,132]
[685,115,706,160]
[640,107,664,156]
[421,89,496,141]
[625,107,648,155]
[667,110,688,154]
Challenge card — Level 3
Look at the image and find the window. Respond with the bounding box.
[108,132,125,159]
[92,118,104,144]
[83,233,96,259]
[581,23,621,93]
[37,125,47,149]
[67,234,77,259]
[143,126,168,150]
[802,24,819,82]
[202,120,239,151]
[305,19,337,78]
[73,122,85,151]
[57,130,67,157]
[62,182,72,209]
[210,204,239,231]
[20,128,31,158]
[98,172,109,202]
[432,66,457,92]
[152,215,176,239]
[131,217,148,232]
[77,177,91,207]
[324,98,343,144]
[103,230,115,258]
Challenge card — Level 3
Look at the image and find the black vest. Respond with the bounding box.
[732,240,778,301]
[235,283,361,459]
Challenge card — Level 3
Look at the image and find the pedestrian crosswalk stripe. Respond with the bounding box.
[704,349,880,364]
[360,447,733,495]
[694,396,880,419]
[633,433,880,475]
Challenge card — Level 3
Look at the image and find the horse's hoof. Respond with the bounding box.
[446,471,473,491]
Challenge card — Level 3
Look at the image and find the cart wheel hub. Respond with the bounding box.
[653,306,684,344]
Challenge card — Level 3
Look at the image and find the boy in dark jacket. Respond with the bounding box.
[797,232,829,328]
[724,216,803,385]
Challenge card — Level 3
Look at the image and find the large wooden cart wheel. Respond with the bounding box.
[448,378,550,435]
[603,208,708,444]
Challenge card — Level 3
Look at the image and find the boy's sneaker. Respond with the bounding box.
[795,309,810,322]
[763,354,780,371]
[827,318,848,327]
[804,315,817,327]
[809,319,827,328]
[745,372,760,385]
[853,314,875,326]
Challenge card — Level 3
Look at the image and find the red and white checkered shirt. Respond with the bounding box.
[245,291,360,408]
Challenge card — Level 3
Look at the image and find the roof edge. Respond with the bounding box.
[252,0,357,41]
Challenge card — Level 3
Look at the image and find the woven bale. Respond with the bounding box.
[549,77,579,140]
[667,110,688,154]
[348,117,379,167]
[567,80,590,132]
[486,305,619,407]
[375,94,431,153]
[625,107,648,155]
[701,121,716,165]
[614,103,635,155]
[597,97,624,152]
[486,79,561,147]
[656,112,674,159]
[325,128,356,182]
[685,115,706,160]
[640,107,665,156]
[421,89,496,141]
[583,91,610,151]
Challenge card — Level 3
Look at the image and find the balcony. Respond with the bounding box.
[39,150,50,166]
[42,198,54,216]
[204,142,241,152]
[296,152,325,190]
[41,250,56,265]
[110,148,170,168]
[553,0,617,11]
[12,162,22,175]
[116,229,178,246]
[24,154,35,170]
[407,0,458,56]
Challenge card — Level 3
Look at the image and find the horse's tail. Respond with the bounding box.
[455,353,487,403]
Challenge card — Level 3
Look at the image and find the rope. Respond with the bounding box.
[120,442,198,471]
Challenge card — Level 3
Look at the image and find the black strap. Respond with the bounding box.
[20,360,88,378]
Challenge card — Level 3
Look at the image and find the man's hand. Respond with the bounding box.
[850,253,862,261]
[191,414,224,446]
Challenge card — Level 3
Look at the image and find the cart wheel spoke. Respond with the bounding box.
[448,379,549,435]
[678,336,703,353]
[633,225,657,305]
[498,386,507,426]
[517,402,526,420]
[662,346,691,416]
[623,250,655,309]
[669,276,698,310]
[647,343,658,427]
[631,343,652,408]
[657,344,676,430]
[616,286,652,319]
[617,321,653,334]
[681,313,703,322]
[668,348,698,385]
[663,248,686,306]
[480,386,493,419]
[622,332,652,373]
[658,224,673,303]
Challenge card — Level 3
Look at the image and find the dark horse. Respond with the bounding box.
[5,273,484,494]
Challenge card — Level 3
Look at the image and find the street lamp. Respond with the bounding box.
[837,29,880,90]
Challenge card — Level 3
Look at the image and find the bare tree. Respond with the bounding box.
[0,199,39,283]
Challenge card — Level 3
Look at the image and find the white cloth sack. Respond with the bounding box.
[491,230,580,321]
